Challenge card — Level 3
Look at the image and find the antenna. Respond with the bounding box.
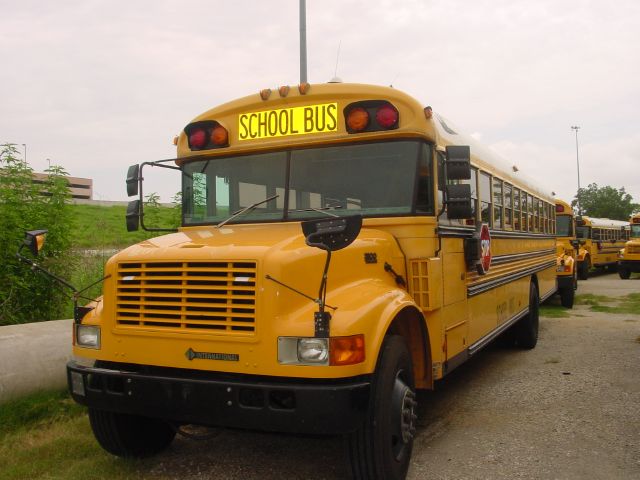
[333,40,341,78]
[299,0,308,83]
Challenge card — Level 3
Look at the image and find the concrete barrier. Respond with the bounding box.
[0,319,73,404]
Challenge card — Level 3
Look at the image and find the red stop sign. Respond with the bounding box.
[479,223,491,273]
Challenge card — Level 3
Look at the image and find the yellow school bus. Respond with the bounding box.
[618,213,640,279]
[65,82,556,479]
[554,199,578,307]
[575,215,629,279]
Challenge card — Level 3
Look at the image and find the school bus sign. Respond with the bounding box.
[238,103,338,140]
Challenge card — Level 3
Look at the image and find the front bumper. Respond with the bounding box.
[67,361,370,435]
[618,260,640,273]
[557,275,575,289]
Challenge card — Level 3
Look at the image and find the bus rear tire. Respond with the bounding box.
[88,408,176,457]
[345,335,416,480]
[618,267,631,279]
[514,281,539,349]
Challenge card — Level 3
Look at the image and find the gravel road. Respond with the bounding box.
[138,272,640,479]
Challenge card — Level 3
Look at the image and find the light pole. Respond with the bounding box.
[22,144,27,165]
[571,126,581,215]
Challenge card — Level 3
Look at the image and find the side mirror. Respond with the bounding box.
[301,215,362,252]
[126,164,140,197]
[126,200,140,232]
[445,145,471,180]
[445,184,473,219]
[23,229,48,256]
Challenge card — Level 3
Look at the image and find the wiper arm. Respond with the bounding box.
[215,194,279,228]
[290,205,343,218]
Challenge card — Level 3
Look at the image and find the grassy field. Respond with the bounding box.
[0,390,157,480]
[71,203,178,249]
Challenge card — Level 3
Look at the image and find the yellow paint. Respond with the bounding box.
[74,83,558,392]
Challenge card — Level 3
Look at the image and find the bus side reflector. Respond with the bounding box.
[346,107,369,132]
[330,334,365,366]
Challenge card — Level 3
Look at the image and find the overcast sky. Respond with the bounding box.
[1,0,639,206]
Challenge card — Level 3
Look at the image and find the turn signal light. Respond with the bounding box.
[346,107,369,132]
[345,101,399,133]
[211,125,228,145]
[189,128,208,149]
[376,104,399,129]
[185,121,229,150]
[330,334,365,366]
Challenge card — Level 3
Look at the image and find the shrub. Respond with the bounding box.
[0,144,74,325]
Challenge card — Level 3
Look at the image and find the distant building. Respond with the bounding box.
[32,172,93,200]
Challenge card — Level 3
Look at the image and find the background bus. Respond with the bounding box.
[618,213,640,279]
[65,82,557,479]
[576,216,629,279]
[555,199,578,307]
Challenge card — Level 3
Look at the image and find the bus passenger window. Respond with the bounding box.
[528,194,535,232]
[513,188,521,230]
[493,178,503,229]
[479,171,491,226]
[504,183,513,229]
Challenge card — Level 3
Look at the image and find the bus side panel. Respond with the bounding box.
[467,292,497,346]
[538,264,557,301]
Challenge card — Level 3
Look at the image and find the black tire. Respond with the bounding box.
[346,335,417,480]
[618,267,631,280]
[514,281,539,349]
[560,285,574,308]
[88,408,176,457]
[578,257,590,280]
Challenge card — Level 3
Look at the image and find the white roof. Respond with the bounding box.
[583,217,629,228]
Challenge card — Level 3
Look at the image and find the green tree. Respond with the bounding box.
[0,144,73,324]
[572,183,639,220]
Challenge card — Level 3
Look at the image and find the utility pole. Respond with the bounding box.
[571,125,581,215]
[299,0,308,84]
[22,143,27,165]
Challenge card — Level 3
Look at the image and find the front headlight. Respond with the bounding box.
[75,325,101,349]
[297,338,329,363]
[278,337,329,365]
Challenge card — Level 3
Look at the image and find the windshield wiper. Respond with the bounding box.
[290,205,343,218]
[215,194,279,228]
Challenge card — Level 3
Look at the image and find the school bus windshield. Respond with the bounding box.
[182,140,432,225]
[556,215,573,237]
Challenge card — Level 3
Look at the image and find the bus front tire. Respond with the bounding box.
[346,335,416,480]
[578,258,590,280]
[560,284,574,308]
[618,267,631,279]
[88,408,176,457]
[514,282,539,349]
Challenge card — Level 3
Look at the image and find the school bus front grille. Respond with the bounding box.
[115,261,257,335]
[627,245,640,254]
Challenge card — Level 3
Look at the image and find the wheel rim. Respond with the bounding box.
[390,372,417,460]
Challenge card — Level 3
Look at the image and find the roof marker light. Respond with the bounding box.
[278,85,290,97]
[298,82,310,94]
[260,88,271,101]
